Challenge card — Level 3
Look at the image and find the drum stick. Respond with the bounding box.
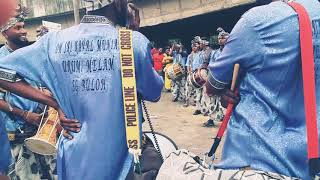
[230,64,240,91]
[208,64,240,157]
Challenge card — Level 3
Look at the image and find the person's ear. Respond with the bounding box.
[2,31,9,39]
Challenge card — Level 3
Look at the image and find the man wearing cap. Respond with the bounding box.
[202,28,230,127]
[163,46,174,92]
[184,42,198,107]
[198,37,214,116]
[204,0,320,179]
[171,43,187,102]
[0,5,58,180]
[190,38,204,115]
[0,0,163,179]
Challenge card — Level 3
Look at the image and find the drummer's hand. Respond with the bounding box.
[221,89,240,108]
[24,112,41,126]
[58,109,81,140]
[205,81,220,97]
[41,89,52,97]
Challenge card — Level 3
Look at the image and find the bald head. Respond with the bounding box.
[0,0,17,26]
[86,0,128,27]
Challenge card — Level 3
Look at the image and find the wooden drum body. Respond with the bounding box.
[190,69,208,89]
[25,107,60,156]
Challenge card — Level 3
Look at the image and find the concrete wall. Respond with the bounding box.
[136,0,255,27]
[0,0,255,43]
[20,0,86,18]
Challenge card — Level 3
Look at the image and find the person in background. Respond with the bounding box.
[171,43,186,102]
[163,46,174,92]
[190,37,203,115]
[152,47,165,78]
[184,41,198,107]
[202,28,230,127]
[150,42,158,67]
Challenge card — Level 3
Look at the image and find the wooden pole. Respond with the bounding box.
[73,0,80,24]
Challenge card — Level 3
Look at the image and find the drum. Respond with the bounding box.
[190,68,208,89]
[143,131,178,159]
[25,107,60,156]
[167,63,184,80]
[156,149,297,180]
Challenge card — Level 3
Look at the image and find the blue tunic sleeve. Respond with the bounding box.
[0,34,50,86]
[208,14,264,89]
[0,117,11,174]
[186,54,191,67]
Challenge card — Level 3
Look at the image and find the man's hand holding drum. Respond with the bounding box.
[0,79,81,139]
[40,88,81,140]
[58,109,81,140]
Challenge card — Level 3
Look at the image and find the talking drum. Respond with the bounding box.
[190,68,208,88]
[167,63,184,80]
[25,106,61,156]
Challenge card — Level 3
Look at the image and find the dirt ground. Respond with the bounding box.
[142,91,224,162]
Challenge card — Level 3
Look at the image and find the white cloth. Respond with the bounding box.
[156,149,300,180]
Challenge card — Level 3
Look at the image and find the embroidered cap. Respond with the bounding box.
[84,0,114,12]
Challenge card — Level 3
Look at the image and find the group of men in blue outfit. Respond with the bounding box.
[181,31,230,128]
[0,0,319,180]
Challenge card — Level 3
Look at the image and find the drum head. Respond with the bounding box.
[25,137,57,156]
[144,131,178,159]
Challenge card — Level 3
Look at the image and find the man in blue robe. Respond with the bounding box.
[205,0,320,179]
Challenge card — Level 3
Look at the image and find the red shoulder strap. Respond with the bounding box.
[288,1,319,161]
[288,3,319,176]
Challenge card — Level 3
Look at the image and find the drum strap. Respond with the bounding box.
[119,29,142,167]
[288,2,320,177]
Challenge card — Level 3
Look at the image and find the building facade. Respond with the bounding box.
[0,0,256,44]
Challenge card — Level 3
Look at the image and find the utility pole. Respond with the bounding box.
[73,0,80,24]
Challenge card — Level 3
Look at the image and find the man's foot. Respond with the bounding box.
[193,110,201,115]
[202,119,215,127]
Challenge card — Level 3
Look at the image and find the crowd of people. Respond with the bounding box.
[0,0,319,180]
[150,29,230,127]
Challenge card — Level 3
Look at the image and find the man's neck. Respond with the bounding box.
[88,6,123,26]
[6,41,20,52]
